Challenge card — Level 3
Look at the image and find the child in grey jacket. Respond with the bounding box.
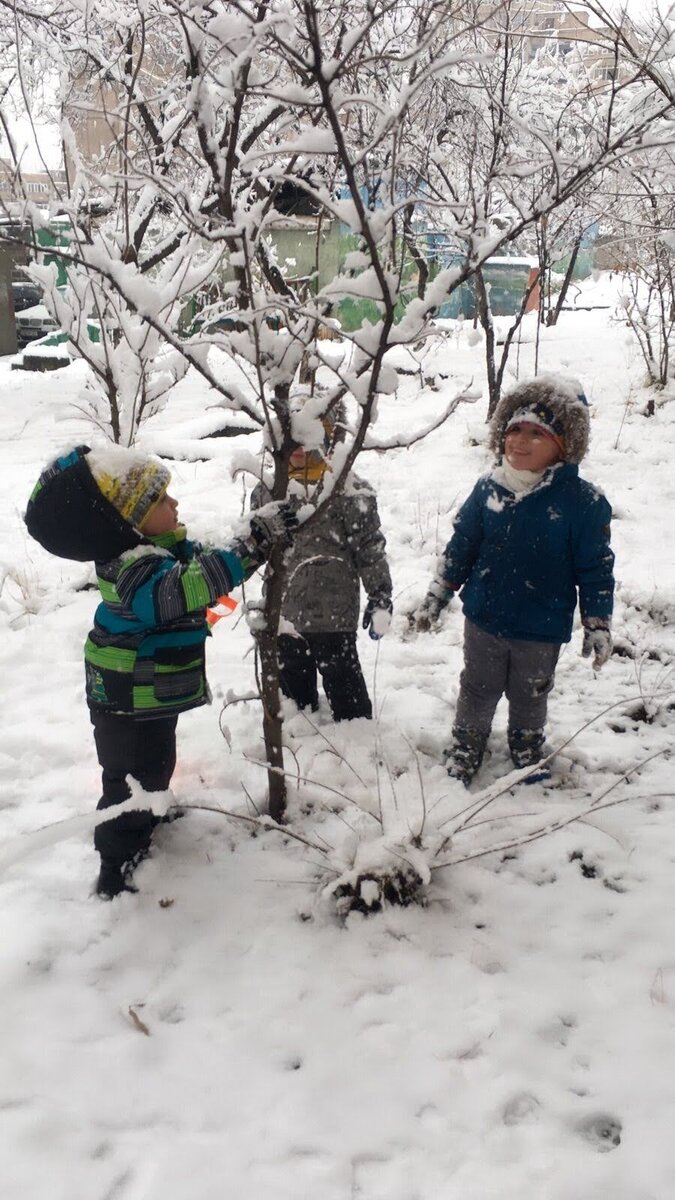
[251,426,392,721]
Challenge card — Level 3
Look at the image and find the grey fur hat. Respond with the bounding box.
[489,374,590,464]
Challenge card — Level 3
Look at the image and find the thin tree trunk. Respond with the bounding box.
[257,543,287,822]
[546,234,582,326]
[475,268,499,419]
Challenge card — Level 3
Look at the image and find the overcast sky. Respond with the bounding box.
[3,115,62,172]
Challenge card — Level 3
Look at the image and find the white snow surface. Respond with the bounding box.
[1,276,674,1200]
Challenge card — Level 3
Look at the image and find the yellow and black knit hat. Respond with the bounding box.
[86,445,171,530]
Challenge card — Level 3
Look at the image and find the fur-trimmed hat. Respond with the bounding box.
[25,444,169,562]
[489,375,590,465]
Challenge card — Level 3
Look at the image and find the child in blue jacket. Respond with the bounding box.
[26,444,296,897]
[414,375,615,785]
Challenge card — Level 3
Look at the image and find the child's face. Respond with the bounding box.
[504,423,562,472]
[140,492,179,535]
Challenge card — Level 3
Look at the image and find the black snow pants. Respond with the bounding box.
[278,632,372,722]
[91,711,178,867]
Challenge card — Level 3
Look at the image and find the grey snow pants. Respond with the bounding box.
[454,618,561,740]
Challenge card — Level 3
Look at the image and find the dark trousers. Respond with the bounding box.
[454,619,561,741]
[278,632,372,721]
[91,711,178,867]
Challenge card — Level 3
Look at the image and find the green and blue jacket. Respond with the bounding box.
[85,527,259,720]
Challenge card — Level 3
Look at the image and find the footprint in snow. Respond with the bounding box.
[537,1013,577,1047]
[503,1092,542,1125]
[575,1112,622,1152]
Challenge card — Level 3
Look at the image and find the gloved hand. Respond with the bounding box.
[363,595,393,641]
[248,503,298,554]
[582,618,612,670]
[411,585,453,633]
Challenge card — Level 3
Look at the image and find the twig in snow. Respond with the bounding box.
[242,754,382,826]
[432,748,669,869]
[241,783,261,818]
[298,710,366,787]
[127,1007,150,1037]
[401,733,428,841]
[437,690,673,839]
[181,803,330,856]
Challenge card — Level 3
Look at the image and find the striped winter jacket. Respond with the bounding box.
[85,527,258,720]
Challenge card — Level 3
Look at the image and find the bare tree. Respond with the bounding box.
[578,0,675,399]
[3,0,675,831]
[599,153,675,396]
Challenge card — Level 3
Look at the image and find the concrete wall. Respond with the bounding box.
[268,222,340,291]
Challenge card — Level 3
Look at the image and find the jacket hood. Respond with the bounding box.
[489,375,590,465]
[25,445,144,562]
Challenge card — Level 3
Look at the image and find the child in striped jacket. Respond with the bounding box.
[26,443,296,898]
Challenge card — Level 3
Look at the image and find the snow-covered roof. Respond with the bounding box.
[484,256,539,268]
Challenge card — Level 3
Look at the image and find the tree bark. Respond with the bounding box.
[546,234,582,326]
[475,268,499,419]
[257,542,288,822]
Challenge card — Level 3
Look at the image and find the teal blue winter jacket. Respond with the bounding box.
[85,527,259,719]
[440,463,614,644]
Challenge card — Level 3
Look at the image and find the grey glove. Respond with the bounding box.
[412,584,454,633]
[582,618,612,670]
[248,503,298,554]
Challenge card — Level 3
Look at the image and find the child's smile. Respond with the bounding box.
[504,422,562,472]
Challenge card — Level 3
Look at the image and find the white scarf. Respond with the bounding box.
[493,461,547,495]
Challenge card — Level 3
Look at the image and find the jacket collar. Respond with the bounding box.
[148,526,188,551]
[490,460,576,497]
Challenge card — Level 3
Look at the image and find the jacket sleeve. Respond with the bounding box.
[344,484,392,603]
[440,481,485,589]
[114,539,262,625]
[574,489,615,621]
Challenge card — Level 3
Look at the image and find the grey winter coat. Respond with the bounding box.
[251,474,392,634]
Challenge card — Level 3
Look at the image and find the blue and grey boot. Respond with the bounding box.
[445,726,488,787]
[508,728,551,784]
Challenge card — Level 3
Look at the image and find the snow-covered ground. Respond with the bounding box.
[1,276,674,1200]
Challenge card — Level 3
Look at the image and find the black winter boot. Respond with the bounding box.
[445,727,487,787]
[95,846,150,899]
[508,729,551,783]
[96,860,138,899]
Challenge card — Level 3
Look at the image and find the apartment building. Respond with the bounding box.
[522,0,636,82]
[0,158,67,211]
[472,1,636,85]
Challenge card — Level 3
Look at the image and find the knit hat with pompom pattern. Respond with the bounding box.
[86,445,170,529]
